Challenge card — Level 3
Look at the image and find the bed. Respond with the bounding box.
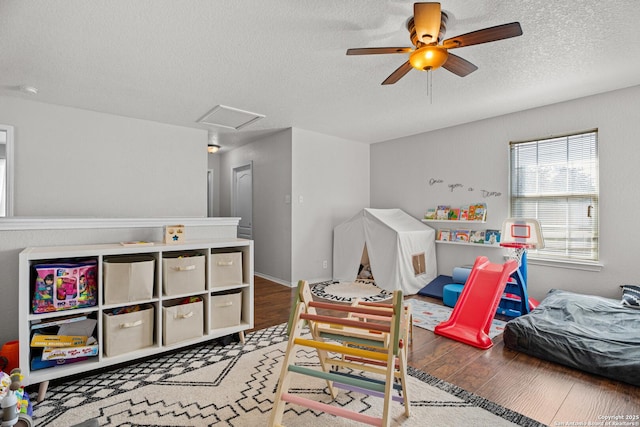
[503,288,640,386]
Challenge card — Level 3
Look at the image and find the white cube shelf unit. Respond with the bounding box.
[18,238,254,388]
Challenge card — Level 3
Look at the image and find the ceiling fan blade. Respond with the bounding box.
[442,22,523,49]
[413,2,441,45]
[442,53,478,77]
[346,47,412,55]
[382,61,413,85]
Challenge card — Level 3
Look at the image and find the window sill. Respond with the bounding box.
[525,257,603,272]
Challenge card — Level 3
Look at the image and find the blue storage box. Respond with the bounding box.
[442,284,464,307]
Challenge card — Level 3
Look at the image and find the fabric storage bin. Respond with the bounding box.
[103,305,154,357]
[103,255,155,304]
[162,253,205,295]
[210,290,242,329]
[211,252,243,287]
[162,298,204,345]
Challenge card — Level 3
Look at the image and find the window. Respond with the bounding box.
[509,130,599,262]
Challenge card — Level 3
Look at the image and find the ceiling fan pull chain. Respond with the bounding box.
[427,69,433,104]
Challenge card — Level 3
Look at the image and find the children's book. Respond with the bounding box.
[468,204,476,221]
[438,229,451,241]
[424,208,436,220]
[448,208,460,220]
[460,206,469,221]
[436,205,450,220]
[452,229,470,242]
[485,229,501,245]
[472,203,487,221]
[470,230,486,244]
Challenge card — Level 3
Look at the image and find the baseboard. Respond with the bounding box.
[254,272,333,288]
[254,272,295,287]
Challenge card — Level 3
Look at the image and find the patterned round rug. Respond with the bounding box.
[310,279,393,303]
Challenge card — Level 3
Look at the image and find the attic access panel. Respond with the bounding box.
[197,105,265,130]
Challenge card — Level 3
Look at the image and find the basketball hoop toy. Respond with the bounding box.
[499,218,544,316]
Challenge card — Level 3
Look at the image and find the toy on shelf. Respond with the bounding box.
[499,218,545,317]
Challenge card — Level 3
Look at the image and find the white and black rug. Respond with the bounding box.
[310,280,393,303]
[31,324,545,426]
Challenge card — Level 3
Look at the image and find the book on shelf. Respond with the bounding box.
[448,208,460,220]
[470,230,486,244]
[452,229,470,242]
[472,203,487,221]
[436,205,450,220]
[437,229,451,241]
[485,229,501,245]
[460,207,469,221]
[424,208,436,220]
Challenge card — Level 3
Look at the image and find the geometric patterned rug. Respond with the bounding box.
[31,324,544,426]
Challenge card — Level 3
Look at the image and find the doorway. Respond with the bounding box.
[232,162,253,239]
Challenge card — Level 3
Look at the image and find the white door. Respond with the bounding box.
[232,163,253,239]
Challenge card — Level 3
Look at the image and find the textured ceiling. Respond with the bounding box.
[2,1,640,151]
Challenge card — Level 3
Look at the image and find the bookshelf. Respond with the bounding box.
[19,238,254,398]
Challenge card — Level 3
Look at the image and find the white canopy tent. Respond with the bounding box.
[333,208,437,295]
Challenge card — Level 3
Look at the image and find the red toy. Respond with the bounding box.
[434,256,518,349]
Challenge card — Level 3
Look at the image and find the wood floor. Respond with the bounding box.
[251,276,640,426]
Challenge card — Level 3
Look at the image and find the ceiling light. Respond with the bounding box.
[19,85,38,95]
[409,46,449,71]
[208,144,221,154]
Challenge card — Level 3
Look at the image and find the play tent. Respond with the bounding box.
[333,208,437,295]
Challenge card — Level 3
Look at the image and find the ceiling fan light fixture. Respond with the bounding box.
[409,45,449,71]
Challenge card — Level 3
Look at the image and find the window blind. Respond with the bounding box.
[509,130,599,261]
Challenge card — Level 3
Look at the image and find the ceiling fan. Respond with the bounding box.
[346,2,523,84]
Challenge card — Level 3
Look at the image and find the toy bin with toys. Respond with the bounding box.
[31,259,98,314]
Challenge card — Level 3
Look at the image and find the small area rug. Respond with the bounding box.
[32,324,543,426]
[310,279,393,303]
[408,299,507,339]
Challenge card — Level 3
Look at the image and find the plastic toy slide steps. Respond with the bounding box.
[434,256,518,349]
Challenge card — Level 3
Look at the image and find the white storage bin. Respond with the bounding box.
[103,305,154,357]
[103,255,155,304]
[211,252,243,287]
[210,290,242,329]
[162,253,205,295]
[162,299,204,345]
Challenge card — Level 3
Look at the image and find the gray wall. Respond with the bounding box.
[219,129,293,284]
[371,84,640,302]
[291,128,370,283]
[0,96,207,217]
[218,128,370,286]
[0,96,213,344]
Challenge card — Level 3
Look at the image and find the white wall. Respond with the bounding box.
[291,128,370,283]
[207,153,221,217]
[0,96,207,217]
[371,84,640,301]
[0,96,214,344]
[219,129,293,284]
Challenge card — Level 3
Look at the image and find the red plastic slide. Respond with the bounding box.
[434,256,518,349]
